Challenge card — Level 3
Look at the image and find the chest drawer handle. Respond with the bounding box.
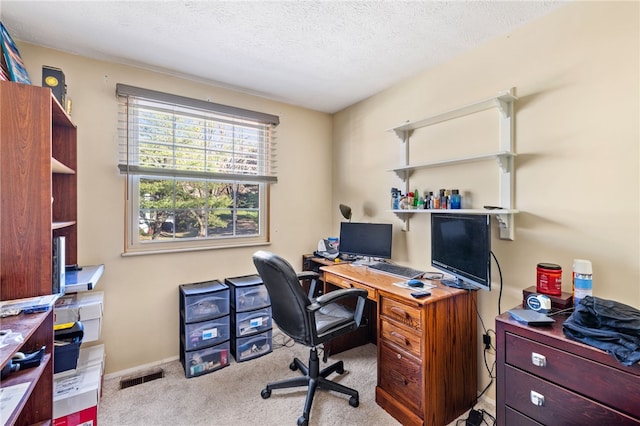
[531,352,547,367]
[530,390,545,406]
[390,331,409,346]
[390,306,410,319]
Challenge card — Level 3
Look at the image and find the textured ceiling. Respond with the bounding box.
[1,1,567,113]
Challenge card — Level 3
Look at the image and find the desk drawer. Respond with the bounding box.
[505,365,640,425]
[380,318,421,358]
[380,297,422,331]
[505,332,640,418]
[324,273,377,300]
[379,342,423,414]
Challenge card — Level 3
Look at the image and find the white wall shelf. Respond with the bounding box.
[388,88,518,240]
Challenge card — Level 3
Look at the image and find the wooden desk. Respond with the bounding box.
[319,262,478,426]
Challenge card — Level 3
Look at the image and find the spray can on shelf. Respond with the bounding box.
[573,259,593,305]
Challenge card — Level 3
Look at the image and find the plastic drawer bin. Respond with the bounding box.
[183,316,230,351]
[182,340,230,378]
[180,280,229,323]
[54,339,81,373]
[232,307,272,337]
[225,275,270,312]
[231,329,272,362]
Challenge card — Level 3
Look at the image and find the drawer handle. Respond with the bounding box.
[390,331,409,346]
[390,306,410,319]
[531,352,547,367]
[530,390,545,407]
[391,370,408,386]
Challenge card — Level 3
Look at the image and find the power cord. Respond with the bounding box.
[271,331,295,349]
[456,408,496,426]
[490,251,503,314]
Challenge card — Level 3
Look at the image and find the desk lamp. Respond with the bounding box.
[339,204,352,222]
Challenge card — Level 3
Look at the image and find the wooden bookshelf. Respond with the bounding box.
[1,80,78,424]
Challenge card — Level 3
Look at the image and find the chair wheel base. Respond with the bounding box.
[349,396,359,407]
[297,416,308,426]
[261,388,271,399]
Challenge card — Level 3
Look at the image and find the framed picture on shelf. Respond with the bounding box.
[0,21,31,84]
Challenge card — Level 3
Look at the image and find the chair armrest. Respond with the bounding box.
[312,288,367,308]
[297,271,320,298]
[296,271,319,281]
[307,288,368,342]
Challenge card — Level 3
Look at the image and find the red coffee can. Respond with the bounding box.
[536,263,562,296]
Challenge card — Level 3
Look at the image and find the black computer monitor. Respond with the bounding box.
[430,213,491,291]
[339,222,392,262]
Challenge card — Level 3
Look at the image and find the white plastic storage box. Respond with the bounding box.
[232,307,272,337]
[181,340,230,378]
[231,329,272,362]
[180,280,229,323]
[54,291,104,342]
[182,316,230,351]
[225,274,270,312]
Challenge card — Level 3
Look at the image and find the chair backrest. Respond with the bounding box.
[252,250,313,344]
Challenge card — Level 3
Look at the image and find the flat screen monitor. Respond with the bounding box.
[430,213,491,291]
[339,222,392,263]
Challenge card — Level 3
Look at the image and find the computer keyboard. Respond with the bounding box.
[369,262,425,279]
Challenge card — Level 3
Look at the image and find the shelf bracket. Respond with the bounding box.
[393,127,413,140]
[393,211,412,231]
[394,169,409,181]
[496,98,511,118]
[495,155,512,173]
[495,213,515,241]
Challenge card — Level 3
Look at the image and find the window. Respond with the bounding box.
[117,84,279,255]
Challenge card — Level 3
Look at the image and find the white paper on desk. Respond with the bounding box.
[0,294,58,311]
[1,382,31,424]
[393,282,436,290]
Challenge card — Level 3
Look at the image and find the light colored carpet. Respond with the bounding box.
[98,332,494,425]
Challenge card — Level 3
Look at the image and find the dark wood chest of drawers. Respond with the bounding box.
[496,310,640,425]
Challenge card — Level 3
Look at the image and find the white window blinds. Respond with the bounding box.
[117,84,278,183]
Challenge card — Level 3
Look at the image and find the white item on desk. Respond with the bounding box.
[392,281,436,290]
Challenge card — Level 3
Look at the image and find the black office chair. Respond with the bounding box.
[252,250,367,426]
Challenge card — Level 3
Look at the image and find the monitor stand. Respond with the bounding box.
[441,278,478,290]
[352,256,377,266]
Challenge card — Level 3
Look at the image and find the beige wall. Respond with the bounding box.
[14,0,639,400]
[333,1,639,400]
[18,44,335,374]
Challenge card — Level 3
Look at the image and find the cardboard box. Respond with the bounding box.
[53,406,97,426]
[55,291,104,342]
[53,364,101,424]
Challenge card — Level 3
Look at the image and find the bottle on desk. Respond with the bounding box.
[573,259,593,305]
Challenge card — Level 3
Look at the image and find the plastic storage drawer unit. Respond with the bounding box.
[231,329,272,362]
[225,275,270,312]
[232,307,272,337]
[182,316,230,351]
[180,280,229,323]
[182,340,230,378]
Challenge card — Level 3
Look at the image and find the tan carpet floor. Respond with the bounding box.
[98,332,494,425]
